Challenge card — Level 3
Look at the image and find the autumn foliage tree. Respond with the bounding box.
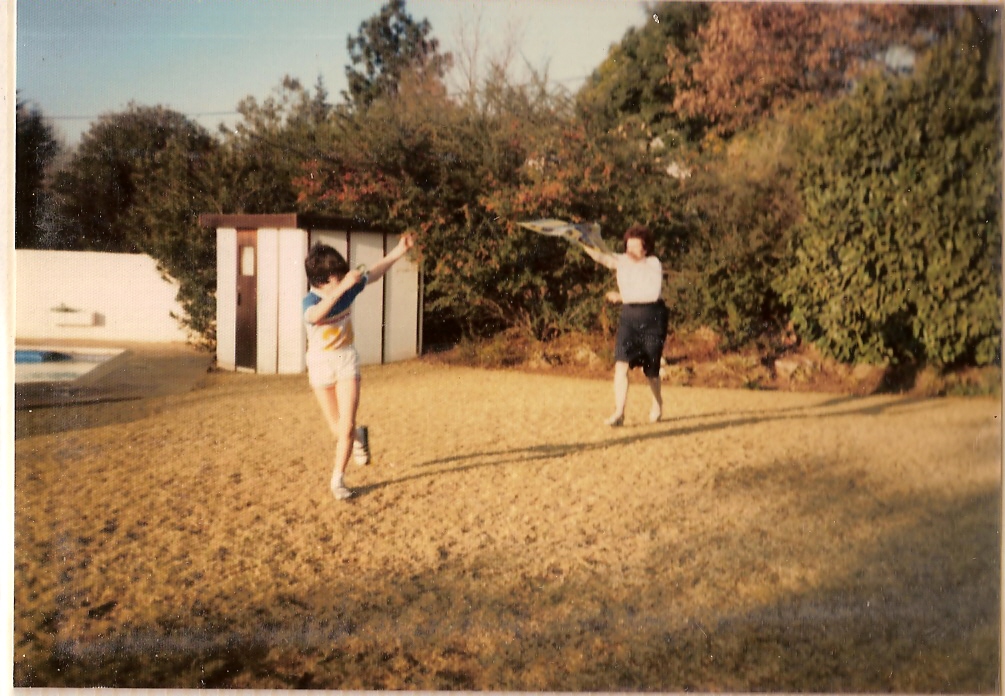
[668,3,938,139]
[298,70,572,341]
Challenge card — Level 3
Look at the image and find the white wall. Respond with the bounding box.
[16,250,189,343]
[276,228,309,374]
[351,232,387,365]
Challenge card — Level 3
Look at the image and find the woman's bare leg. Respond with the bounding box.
[647,376,663,422]
[606,361,630,426]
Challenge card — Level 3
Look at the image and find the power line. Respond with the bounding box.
[47,110,243,121]
[38,73,594,123]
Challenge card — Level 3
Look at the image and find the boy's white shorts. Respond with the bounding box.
[306,347,361,387]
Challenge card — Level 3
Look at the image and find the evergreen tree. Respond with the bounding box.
[343,0,452,110]
[54,104,215,252]
[576,2,709,145]
[15,97,61,249]
[777,10,1001,367]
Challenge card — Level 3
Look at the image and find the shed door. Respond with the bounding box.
[236,229,258,370]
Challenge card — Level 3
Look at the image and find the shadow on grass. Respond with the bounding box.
[352,394,944,495]
[15,463,999,691]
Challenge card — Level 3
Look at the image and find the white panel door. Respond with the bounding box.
[384,233,420,362]
[350,233,387,365]
[277,230,310,374]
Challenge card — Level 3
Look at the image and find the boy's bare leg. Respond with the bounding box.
[312,384,341,435]
[605,361,630,426]
[313,378,360,498]
[330,377,360,489]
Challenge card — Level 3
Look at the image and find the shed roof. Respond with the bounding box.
[198,213,391,233]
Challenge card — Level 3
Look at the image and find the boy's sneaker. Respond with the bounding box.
[353,426,370,466]
[331,481,354,500]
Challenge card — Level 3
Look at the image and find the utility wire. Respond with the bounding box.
[38,73,593,122]
[46,111,241,121]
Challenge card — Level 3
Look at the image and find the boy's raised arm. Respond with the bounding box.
[366,232,416,283]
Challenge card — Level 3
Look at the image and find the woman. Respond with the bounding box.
[583,225,669,426]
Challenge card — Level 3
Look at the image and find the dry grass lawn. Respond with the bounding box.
[13,360,1002,690]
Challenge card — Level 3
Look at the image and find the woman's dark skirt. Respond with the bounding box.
[614,300,669,378]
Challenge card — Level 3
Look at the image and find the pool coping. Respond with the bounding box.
[15,345,130,386]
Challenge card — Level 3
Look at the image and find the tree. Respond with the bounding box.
[217,76,335,214]
[299,60,623,342]
[668,3,937,139]
[576,2,709,145]
[300,69,510,340]
[670,120,804,348]
[15,97,61,248]
[54,104,223,344]
[776,10,1001,368]
[54,104,215,252]
[343,0,452,110]
[122,133,224,347]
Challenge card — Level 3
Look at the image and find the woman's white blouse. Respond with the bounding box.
[616,254,663,304]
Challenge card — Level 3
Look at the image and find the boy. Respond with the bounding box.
[303,232,416,500]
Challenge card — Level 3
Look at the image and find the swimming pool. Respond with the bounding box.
[14,346,125,383]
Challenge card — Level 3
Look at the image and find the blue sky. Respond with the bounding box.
[16,0,652,146]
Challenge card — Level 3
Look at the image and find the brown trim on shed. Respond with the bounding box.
[199,213,392,234]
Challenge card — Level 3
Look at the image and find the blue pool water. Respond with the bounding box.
[15,349,73,364]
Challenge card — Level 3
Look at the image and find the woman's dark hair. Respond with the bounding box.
[305,243,350,287]
[624,225,654,255]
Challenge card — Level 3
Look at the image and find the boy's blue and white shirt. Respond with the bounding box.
[303,275,368,353]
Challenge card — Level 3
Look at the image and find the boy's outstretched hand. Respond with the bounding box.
[396,232,416,255]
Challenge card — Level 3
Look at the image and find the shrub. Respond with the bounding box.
[777,13,1002,367]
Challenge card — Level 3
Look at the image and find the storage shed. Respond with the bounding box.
[200,213,422,374]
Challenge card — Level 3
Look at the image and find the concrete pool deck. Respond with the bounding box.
[13,339,215,410]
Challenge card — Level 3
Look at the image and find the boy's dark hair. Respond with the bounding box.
[305,243,350,287]
[624,225,654,255]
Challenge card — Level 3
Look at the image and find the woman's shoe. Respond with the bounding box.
[649,405,662,423]
[604,413,625,427]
